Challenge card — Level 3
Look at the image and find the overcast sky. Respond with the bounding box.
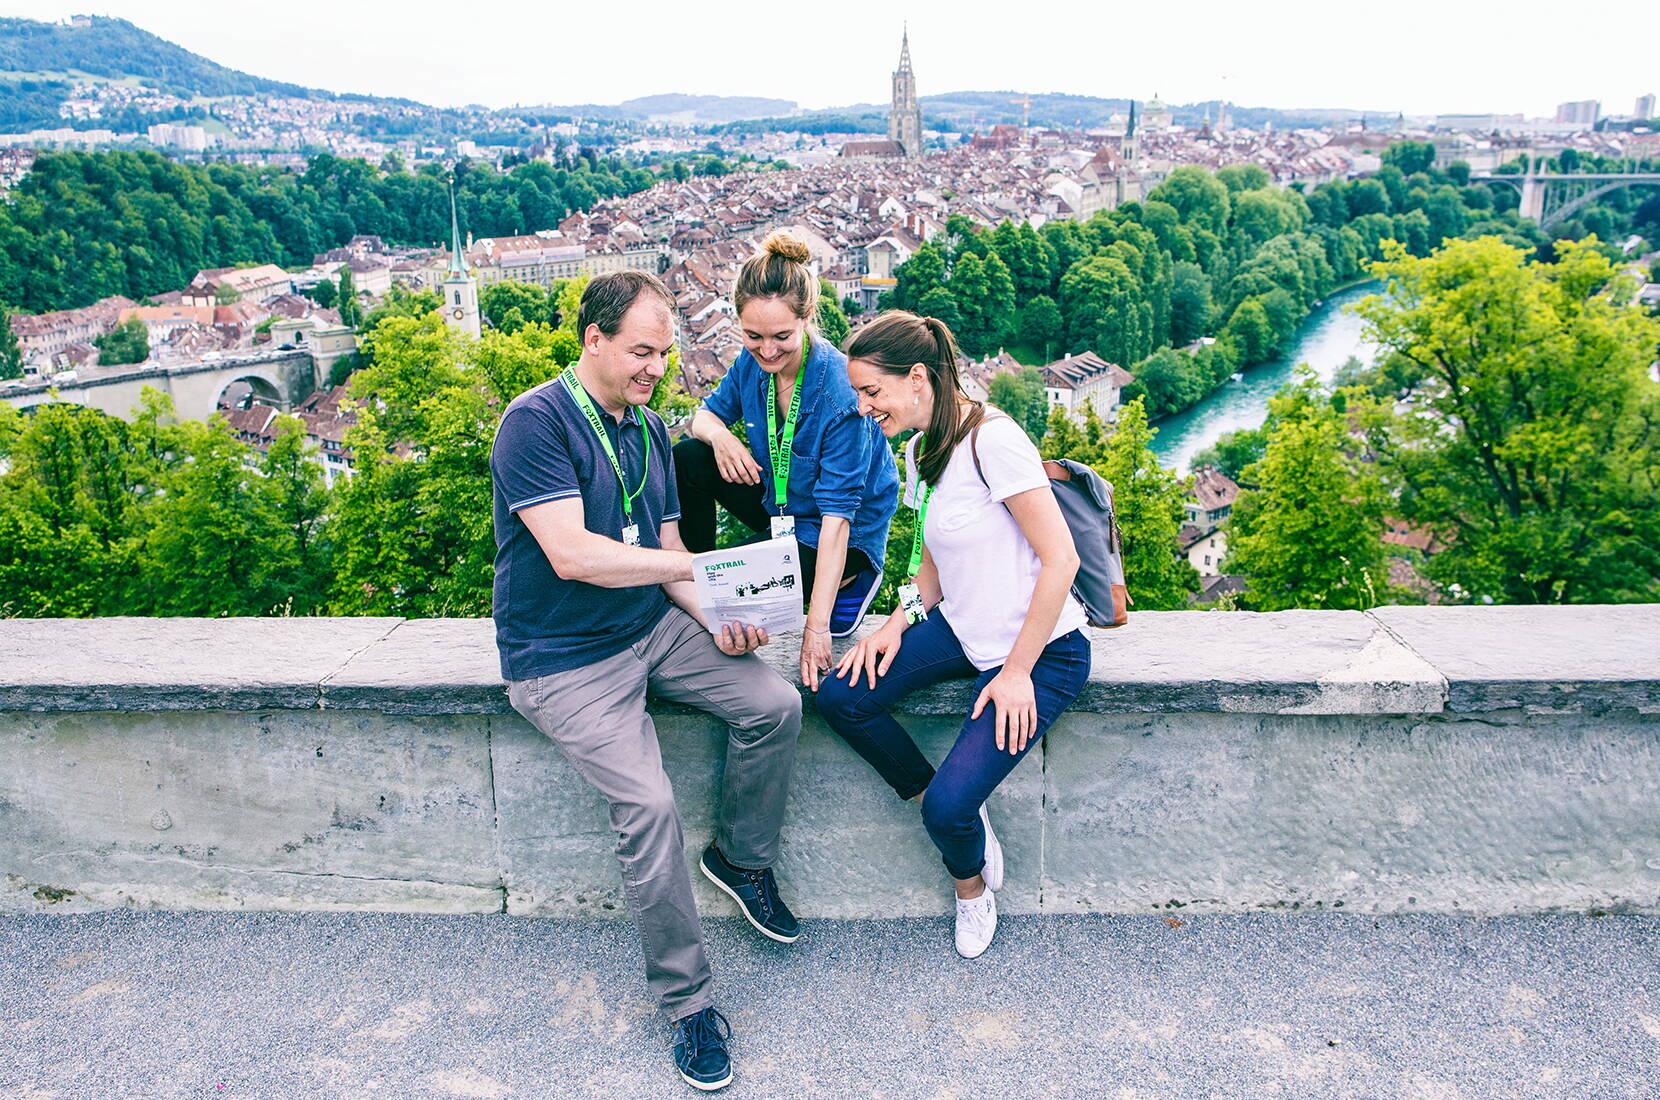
[5,1,1656,119]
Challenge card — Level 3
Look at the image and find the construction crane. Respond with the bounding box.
[1012,95,1034,130]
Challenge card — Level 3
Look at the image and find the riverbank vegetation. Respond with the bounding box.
[1212,237,1660,608]
[883,143,1655,426]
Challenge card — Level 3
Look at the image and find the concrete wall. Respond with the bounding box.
[2,608,1656,919]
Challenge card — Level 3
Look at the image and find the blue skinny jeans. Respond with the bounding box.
[815,612,1091,880]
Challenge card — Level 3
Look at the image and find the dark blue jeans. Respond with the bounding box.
[815,613,1091,880]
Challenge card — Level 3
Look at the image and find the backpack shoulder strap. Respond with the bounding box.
[968,411,1015,489]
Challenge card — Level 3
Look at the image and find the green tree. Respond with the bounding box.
[1021,294,1062,360]
[1215,163,1271,193]
[1221,296,1275,364]
[1097,398,1198,608]
[987,367,1048,441]
[1131,347,1207,418]
[326,314,578,616]
[260,415,333,613]
[0,396,166,615]
[1038,403,1090,463]
[1382,141,1437,177]
[914,286,961,332]
[948,252,993,354]
[214,283,243,305]
[94,317,148,365]
[307,278,338,310]
[1189,427,1268,484]
[337,268,362,329]
[0,309,21,380]
[360,285,440,332]
[134,416,296,616]
[1168,261,1211,346]
[480,280,553,334]
[1058,253,1152,367]
[817,277,850,347]
[1224,374,1389,610]
[1148,166,1232,238]
[1353,236,1660,603]
[893,241,947,311]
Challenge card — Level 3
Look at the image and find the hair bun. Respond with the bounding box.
[761,230,811,264]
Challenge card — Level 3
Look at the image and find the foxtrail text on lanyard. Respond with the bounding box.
[560,369,651,545]
[899,431,934,624]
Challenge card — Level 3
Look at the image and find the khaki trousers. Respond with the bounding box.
[507,605,802,1020]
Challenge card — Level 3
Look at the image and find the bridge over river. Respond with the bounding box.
[1,347,321,422]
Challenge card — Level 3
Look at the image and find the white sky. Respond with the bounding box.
[5,0,1656,120]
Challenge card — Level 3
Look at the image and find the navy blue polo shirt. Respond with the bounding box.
[490,372,679,681]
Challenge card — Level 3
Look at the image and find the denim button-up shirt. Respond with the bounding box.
[700,336,898,571]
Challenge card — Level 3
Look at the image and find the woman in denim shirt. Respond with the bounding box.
[674,231,900,689]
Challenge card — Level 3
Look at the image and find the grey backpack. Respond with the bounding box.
[971,421,1131,629]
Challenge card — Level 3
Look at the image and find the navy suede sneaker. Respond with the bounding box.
[828,568,881,637]
[672,1006,732,1091]
[699,845,800,943]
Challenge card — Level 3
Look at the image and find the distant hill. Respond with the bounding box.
[533,93,799,125]
[0,15,397,131]
[0,16,321,97]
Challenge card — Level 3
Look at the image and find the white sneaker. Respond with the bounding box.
[978,803,1004,893]
[955,887,997,959]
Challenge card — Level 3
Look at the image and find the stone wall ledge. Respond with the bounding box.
[4,605,1657,717]
[5,605,1657,918]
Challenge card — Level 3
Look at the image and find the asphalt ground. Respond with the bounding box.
[2,909,1657,1099]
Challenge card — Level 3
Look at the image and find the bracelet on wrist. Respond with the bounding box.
[804,625,830,636]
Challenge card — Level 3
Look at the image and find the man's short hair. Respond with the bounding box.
[576,270,675,338]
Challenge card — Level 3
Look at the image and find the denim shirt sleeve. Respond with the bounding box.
[812,399,873,520]
[700,353,746,425]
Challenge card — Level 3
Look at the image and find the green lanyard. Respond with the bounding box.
[560,370,651,523]
[764,333,809,516]
[906,432,934,578]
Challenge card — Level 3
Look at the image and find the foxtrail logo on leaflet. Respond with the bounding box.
[689,535,804,637]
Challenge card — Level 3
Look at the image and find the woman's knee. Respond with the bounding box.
[814,673,871,729]
[919,784,975,838]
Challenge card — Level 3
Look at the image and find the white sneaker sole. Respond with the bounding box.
[700,859,800,944]
[979,804,1004,893]
[680,1067,733,1091]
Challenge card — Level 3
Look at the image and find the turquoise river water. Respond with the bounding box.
[1149,281,1381,473]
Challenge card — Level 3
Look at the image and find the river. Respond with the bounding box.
[1149,281,1381,473]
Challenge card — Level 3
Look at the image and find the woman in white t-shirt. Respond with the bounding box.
[815,310,1092,959]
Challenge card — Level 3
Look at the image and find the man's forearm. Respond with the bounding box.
[663,578,708,626]
[553,532,693,588]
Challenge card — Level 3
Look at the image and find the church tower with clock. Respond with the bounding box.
[442,182,480,339]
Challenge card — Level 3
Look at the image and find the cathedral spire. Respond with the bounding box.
[888,26,922,159]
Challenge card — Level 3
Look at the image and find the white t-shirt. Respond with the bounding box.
[903,410,1087,671]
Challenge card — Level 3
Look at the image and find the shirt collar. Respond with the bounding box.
[754,336,822,405]
[566,372,643,428]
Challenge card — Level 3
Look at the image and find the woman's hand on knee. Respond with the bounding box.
[799,628,833,691]
[833,617,904,689]
[973,669,1037,755]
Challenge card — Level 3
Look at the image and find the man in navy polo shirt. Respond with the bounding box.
[491,270,802,1092]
